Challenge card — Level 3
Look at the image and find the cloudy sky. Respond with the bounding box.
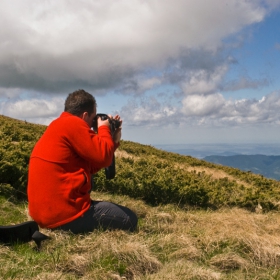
[1,0,280,146]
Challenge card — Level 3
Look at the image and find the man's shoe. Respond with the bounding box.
[0,221,39,244]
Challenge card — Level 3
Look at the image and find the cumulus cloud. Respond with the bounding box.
[120,91,280,128]
[0,96,63,124]
[181,65,228,95]
[181,93,225,116]
[183,91,280,125]
[1,0,280,145]
[120,95,178,127]
[0,0,270,93]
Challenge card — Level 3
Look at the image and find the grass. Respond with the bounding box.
[2,191,280,279]
[2,115,280,278]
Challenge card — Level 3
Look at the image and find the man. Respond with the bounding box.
[27,89,137,233]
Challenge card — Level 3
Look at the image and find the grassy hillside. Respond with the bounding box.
[0,115,46,199]
[1,114,280,211]
[96,143,280,211]
[1,115,280,279]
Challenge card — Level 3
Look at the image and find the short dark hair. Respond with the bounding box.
[64,89,96,116]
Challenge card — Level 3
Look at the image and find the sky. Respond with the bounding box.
[1,0,280,146]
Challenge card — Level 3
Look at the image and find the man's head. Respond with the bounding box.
[65,89,96,116]
[65,89,97,126]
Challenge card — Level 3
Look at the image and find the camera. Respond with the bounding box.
[91,114,121,180]
[92,114,121,135]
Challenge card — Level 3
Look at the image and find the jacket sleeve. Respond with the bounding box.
[65,120,116,171]
[31,114,118,174]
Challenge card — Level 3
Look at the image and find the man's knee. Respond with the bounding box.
[92,201,138,231]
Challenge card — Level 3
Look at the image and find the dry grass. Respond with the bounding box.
[186,166,252,189]
[2,192,280,279]
[115,150,136,159]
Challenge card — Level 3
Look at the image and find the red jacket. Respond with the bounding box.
[27,112,117,228]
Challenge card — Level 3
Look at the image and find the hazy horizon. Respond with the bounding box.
[154,143,280,159]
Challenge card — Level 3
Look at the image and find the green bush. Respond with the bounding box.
[0,116,46,199]
[2,114,280,211]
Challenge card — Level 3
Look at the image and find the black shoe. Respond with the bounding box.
[31,230,50,249]
[0,221,39,244]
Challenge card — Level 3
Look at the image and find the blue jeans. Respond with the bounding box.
[53,200,138,234]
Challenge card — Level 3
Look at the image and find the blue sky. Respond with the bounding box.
[223,11,280,100]
[1,0,280,146]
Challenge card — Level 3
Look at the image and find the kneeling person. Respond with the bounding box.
[27,89,137,233]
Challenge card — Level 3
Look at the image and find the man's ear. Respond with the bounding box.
[81,112,88,120]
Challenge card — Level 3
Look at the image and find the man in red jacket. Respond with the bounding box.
[27,89,137,233]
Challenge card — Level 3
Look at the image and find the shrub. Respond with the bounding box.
[2,115,280,211]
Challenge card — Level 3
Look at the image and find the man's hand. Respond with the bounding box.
[97,114,122,144]
[112,115,122,144]
[97,115,111,129]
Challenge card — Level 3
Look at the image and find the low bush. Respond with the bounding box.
[1,115,280,211]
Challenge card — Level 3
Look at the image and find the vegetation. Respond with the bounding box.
[0,115,46,199]
[1,115,280,279]
[95,142,280,212]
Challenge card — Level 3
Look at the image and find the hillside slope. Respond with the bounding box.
[1,115,280,211]
[3,115,280,279]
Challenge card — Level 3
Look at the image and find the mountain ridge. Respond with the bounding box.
[203,154,280,180]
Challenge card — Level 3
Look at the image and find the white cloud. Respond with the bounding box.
[182,91,280,126]
[119,91,280,128]
[120,95,177,127]
[0,0,271,92]
[181,93,225,116]
[1,0,280,146]
[0,96,63,123]
[181,65,228,95]
[137,77,162,93]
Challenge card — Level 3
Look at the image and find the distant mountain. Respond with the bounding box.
[203,154,280,180]
[155,143,280,159]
